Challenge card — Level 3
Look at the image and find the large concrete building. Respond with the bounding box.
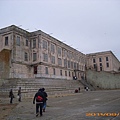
[86,51,120,72]
[0,25,86,79]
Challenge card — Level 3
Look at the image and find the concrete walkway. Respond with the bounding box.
[6,90,120,120]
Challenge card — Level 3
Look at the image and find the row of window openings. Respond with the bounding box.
[93,62,109,69]
[25,53,84,70]
[34,67,75,77]
[93,57,109,63]
[5,36,85,63]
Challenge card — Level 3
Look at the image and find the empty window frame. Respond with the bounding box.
[65,71,67,76]
[106,57,109,61]
[106,62,109,67]
[51,56,55,64]
[43,53,48,62]
[93,64,96,69]
[34,66,37,74]
[71,61,73,69]
[60,70,62,76]
[58,58,62,66]
[100,67,102,71]
[51,44,55,53]
[64,59,67,68]
[26,39,28,46]
[5,36,8,46]
[100,63,102,66]
[99,58,102,62]
[24,52,28,61]
[45,67,48,74]
[43,40,47,50]
[16,36,20,46]
[74,62,77,69]
[58,47,61,56]
[53,68,55,75]
[68,60,70,68]
[93,58,96,63]
[69,71,71,77]
[33,39,36,48]
[33,53,37,61]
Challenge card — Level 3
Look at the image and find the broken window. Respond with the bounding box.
[5,36,8,46]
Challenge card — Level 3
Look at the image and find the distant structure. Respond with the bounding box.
[0,25,86,79]
[86,51,120,72]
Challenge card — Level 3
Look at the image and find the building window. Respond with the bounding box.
[69,71,71,77]
[33,53,37,61]
[72,72,74,77]
[34,66,37,74]
[26,39,28,46]
[43,53,48,62]
[45,67,48,74]
[58,47,61,56]
[5,36,8,46]
[106,63,109,67]
[24,52,28,61]
[106,57,109,61]
[93,64,96,69]
[77,63,79,69]
[33,39,36,48]
[64,59,67,68]
[65,71,67,76]
[53,68,55,75]
[51,56,55,64]
[43,40,47,50]
[99,58,102,62]
[100,63,102,66]
[16,36,20,46]
[51,44,55,53]
[100,67,102,71]
[58,58,62,66]
[71,61,73,69]
[93,58,96,63]
[60,70,62,76]
[74,62,76,69]
[68,60,70,68]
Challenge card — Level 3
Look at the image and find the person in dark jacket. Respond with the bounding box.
[33,88,45,117]
[9,89,14,104]
[18,87,21,102]
[42,88,48,112]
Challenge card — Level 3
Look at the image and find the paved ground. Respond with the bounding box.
[1,90,120,120]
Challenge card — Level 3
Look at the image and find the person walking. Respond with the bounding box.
[78,87,80,93]
[42,88,48,112]
[33,88,45,117]
[18,87,21,102]
[9,89,14,104]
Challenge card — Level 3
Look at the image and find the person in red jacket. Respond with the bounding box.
[33,88,45,117]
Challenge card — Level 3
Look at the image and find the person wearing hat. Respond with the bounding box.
[42,88,48,112]
[33,88,45,117]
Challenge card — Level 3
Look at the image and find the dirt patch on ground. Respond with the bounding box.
[0,103,18,120]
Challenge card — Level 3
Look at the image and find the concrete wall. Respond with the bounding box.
[86,69,120,89]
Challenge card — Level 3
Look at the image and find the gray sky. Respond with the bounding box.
[0,0,120,60]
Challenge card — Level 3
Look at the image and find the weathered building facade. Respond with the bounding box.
[0,25,86,79]
[86,51,120,72]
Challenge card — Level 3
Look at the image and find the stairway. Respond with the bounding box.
[0,78,84,98]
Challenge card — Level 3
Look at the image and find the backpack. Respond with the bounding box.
[36,95,43,102]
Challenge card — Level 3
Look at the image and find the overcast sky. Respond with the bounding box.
[0,0,120,60]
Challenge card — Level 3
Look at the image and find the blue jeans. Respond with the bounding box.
[43,102,46,109]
